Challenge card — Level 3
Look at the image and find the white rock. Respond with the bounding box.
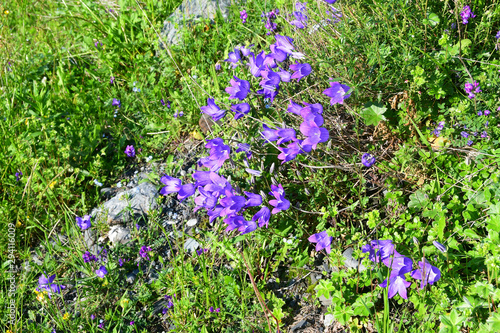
[324,314,335,327]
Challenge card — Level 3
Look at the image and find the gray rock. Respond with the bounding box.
[324,314,335,327]
[186,218,197,227]
[184,238,200,253]
[108,225,131,245]
[126,269,139,284]
[159,0,231,46]
[146,269,159,284]
[319,294,332,307]
[91,182,159,225]
[84,228,97,249]
[291,319,308,332]
[342,247,366,271]
[50,233,68,246]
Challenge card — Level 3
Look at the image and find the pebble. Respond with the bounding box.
[186,218,197,227]
[184,238,200,253]
[324,314,335,327]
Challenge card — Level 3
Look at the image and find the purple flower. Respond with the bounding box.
[215,63,221,71]
[130,321,135,325]
[248,51,266,77]
[323,0,337,3]
[308,231,333,254]
[300,120,329,149]
[464,81,481,99]
[215,308,221,312]
[139,246,152,260]
[252,206,271,228]
[287,100,302,115]
[160,99,165,106]
[95,266,108,278]
[296,1,307,12]
[290,11,308,29]
[220,190,246,216]
[94,41,102,48]
[265,18,277,32]
[76,215,92,230]
[209,306,215,312]
[110,76,115,84]
[244,192,262,207]
[269,44,288,62]
[467,139,473,146]
[481,131,488,138]
[276,68,291,82]
[361,153,376,167]
[201,98,226,122]
[433,241,447,253]
[410,259,441,289]
[278,140,304,163]
[380,274,411,299]
[119,258,124,266]
[226,76,250,100]
[289,63,312,81]
[261,124,279,143]
[236,143,252,159]
[98,323,104,329]
[275,35,305,59]
[199,138,231,172]
[160,175,195,201]
[461,131,469,138]
[460,5,476,25]
[124,145,135,158]
[276,128,297,145]
[323,81,351,105]
[225,48,241,68]
[382,250,413,276]
[83,251,97,263]
[112,98,121,108]
[240,10,247,23]
[38,273,65,298]
[484,109,490,116]
[91,314,95,320]
[362,240,395,263]
[240,44,254,57]
[268,184,290,214]
[15,171,22,182]
[477,111,483,116]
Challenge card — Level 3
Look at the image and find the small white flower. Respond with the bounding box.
[94,179,103,187]
[116,182,122,188]
[145,155,153,162]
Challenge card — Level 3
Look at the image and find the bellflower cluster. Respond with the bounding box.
[76,215,92,230]
[361,153,376,167]
[83,251,97,263]
[226,76,250,100]
[432,121,445,137]
[95,266,108,278]
[290,2,308,29]
[139,246,152,260]
[240,10,247,23]
[464,81,481,99]
[201,98,226,121]
[261,9,279,34]
[460,6,476,25]
[362,240,441,299]
[37,273,65,298]
[124,145,135,158]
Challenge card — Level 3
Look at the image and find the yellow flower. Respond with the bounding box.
[36,290,48,304]
[4,10,9,15]
[63,312,70,321]
[16,221,22,228]
[49,181,56,189]
[120,298,130,309]
[7,330,13,333]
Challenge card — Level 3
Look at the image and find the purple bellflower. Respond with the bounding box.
[240,44,254,57]
[300,120,329,150]
[201,98,226,122]
[323,81,351,105]
[460,6,476,25]
[268,184,290,214]
[225,48,241,68]
[464,81,481,99]
[236,143,252,159]
[226,76,250,100]
[261,124,279,143]
[275,35,305,59]
[160,175,195,201]
[252,206,271,228]
[248,51,266,77]
[379,274,411,299]
[76,215,92,230]
[244,192,262,207]
[433,241,447,253]
[240,10,247,24]
[38,273,65,298]
[361,153,376,167]
[278,140,304,163]
[276,128,297,145]
[124,145,135,158]
[139,246,152,260]
[95,266,108,278]
[410,259,441,289]
[290,63,312,81]
[290,11,308,29]
[199,138,231,172]
[112,98,121,108]
[287,100,303,115]
[308,231,333,254]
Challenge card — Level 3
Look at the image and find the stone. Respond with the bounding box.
[91,182,159,225]
[186,218,197,227]
[319,294,332,307]
[126,269,139,284]
[324,314,335,327]
[108,225,131,245]
[342,247,366,271]
[183,238,200,253]
[159,0,232,46]
[291,319,308,332]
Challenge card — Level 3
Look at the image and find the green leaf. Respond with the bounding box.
[409,190,430,210]
[361,102,387,126]
[333,305,354,325]
[315,279,335,299]
[464,228,480,239]
[427,13,440,26]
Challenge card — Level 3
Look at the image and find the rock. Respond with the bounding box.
[184,238,200,253]
[84,228,97,250]
[91,182,159,225]
[342,247,366,271]
[319,294,332,307]
[146,269,159,284]
[324,314,335,327]
[108,225,131,245]
[159,0,231,46]
[291,319,308,332]
[186,218,197,227]
[126,269,139,284]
